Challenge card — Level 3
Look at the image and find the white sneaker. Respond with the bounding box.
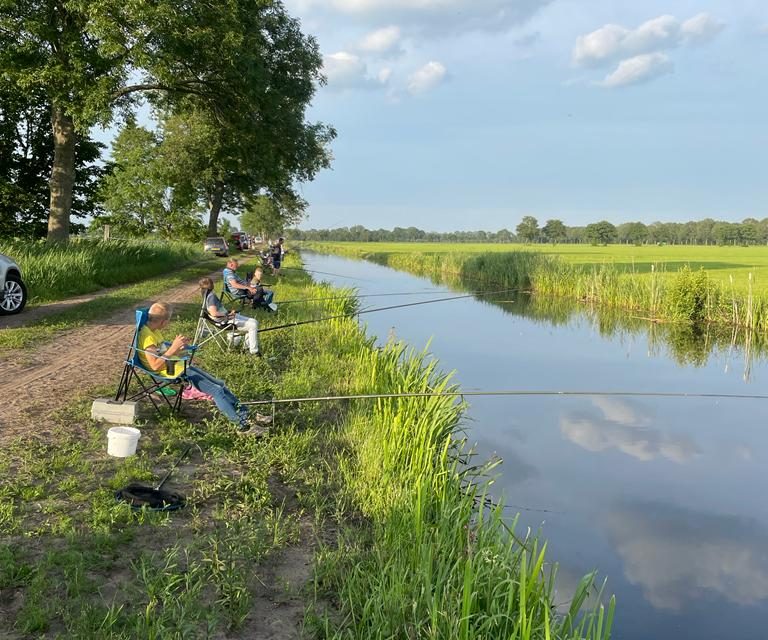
[268,303,278,312]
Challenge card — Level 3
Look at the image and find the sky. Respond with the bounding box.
[279,0,768,231]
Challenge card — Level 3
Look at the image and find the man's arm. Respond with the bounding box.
[143,335,188,371]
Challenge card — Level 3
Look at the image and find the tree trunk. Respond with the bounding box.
[47,104,76,242]
[207,180,225,236]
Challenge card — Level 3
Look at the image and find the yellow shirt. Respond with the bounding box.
[138,326,180,378]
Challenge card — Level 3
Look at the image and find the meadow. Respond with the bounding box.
[305,242,768,331]
[0,255,613,639]
[304,242,768,293]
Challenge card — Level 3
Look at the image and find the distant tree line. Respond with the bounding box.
[290,216,768,246]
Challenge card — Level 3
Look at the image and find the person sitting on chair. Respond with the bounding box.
[249,267,277,311]
[223,258,261,307]
[199,277,260,355]
[138,302,270,431]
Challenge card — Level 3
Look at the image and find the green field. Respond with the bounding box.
[306,242,768,293]
[304,242,768,331]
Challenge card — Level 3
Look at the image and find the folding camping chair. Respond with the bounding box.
[193,288,242,352]
[114,308,194,415]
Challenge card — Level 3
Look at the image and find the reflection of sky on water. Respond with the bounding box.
[302,253,768,640]
[604,501,768,611]
[561,397,701,463]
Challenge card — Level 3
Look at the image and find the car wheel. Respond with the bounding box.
[0,273,27,315]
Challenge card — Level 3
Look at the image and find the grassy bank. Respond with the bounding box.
[306,242,768,331]
[303,242,768,293]
[0,238,206,304]
[0,256,613,638]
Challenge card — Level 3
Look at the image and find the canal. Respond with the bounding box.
[301,251,768,640]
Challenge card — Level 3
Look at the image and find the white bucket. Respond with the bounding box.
[107,426,141,457]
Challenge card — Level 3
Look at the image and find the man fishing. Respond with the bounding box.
[138,302,271,432]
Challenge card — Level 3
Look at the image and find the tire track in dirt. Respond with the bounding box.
[0,275,208,443]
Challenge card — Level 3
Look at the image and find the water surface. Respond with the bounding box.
[300,252,768,640]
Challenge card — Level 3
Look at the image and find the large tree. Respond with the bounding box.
[0,85,106,238]
[516,216,539,243]
[585,220,617,245]
[241,192,306,240]
[0,0,332,241]
[94,120,204,239]
[542,219,566,244]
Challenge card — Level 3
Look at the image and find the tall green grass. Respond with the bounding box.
[307,242,768,331]
[0,238,205,303]
[308,344,614,639]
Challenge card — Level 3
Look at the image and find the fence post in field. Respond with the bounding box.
[103,225,111,241]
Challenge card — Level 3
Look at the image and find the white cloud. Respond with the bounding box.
[605,502,768,611]
[600,53,674,88]
[358,25,402,54]
[681,12,725,44]
[377,67,393,84]
[323,51,372,90]
[560,398,699,462]
[572,13,724,67]
[407,61,447,94]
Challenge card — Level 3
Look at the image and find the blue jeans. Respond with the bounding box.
[185,365,247,426]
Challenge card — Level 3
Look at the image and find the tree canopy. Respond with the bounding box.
[0,0,334,240]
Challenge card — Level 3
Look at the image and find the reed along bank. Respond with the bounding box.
[306,242,768,332]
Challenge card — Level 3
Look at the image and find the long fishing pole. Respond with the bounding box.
[280,266,374,282]
[277,289,457,306]
[257,289,516,334]
[241,389,768,406]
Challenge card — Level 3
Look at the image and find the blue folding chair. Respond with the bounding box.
[114,308,194,414]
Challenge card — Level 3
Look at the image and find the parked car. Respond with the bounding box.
[0,253,28,315]
[203,237,229,257]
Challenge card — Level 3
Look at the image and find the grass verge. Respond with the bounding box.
[0,259,228,352]
[0,254,613,638]
[0,238,206,304]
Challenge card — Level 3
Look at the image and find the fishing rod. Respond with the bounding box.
[277,289,456,306]
[257,289,516,334]
[241,389,768,406]
[280,266,374,282]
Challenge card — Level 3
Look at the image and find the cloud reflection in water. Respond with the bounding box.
[605,501,768,611]
[560,397,700,463]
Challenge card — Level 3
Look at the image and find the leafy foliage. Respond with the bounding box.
[0,86,107,239]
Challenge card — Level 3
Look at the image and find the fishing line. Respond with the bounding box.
[257,289,517,334]
[277,289,455,305]
[280,266,375,282]
[241,389,768,406]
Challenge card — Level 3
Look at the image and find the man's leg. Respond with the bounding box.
[234,314,259,354]
[185,366,248,426]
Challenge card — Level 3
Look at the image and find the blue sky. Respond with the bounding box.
[281,0,768,231]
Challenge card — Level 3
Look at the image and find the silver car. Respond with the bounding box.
[0,253,27,315]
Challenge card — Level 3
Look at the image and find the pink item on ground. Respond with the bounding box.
[182,384,214,401]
